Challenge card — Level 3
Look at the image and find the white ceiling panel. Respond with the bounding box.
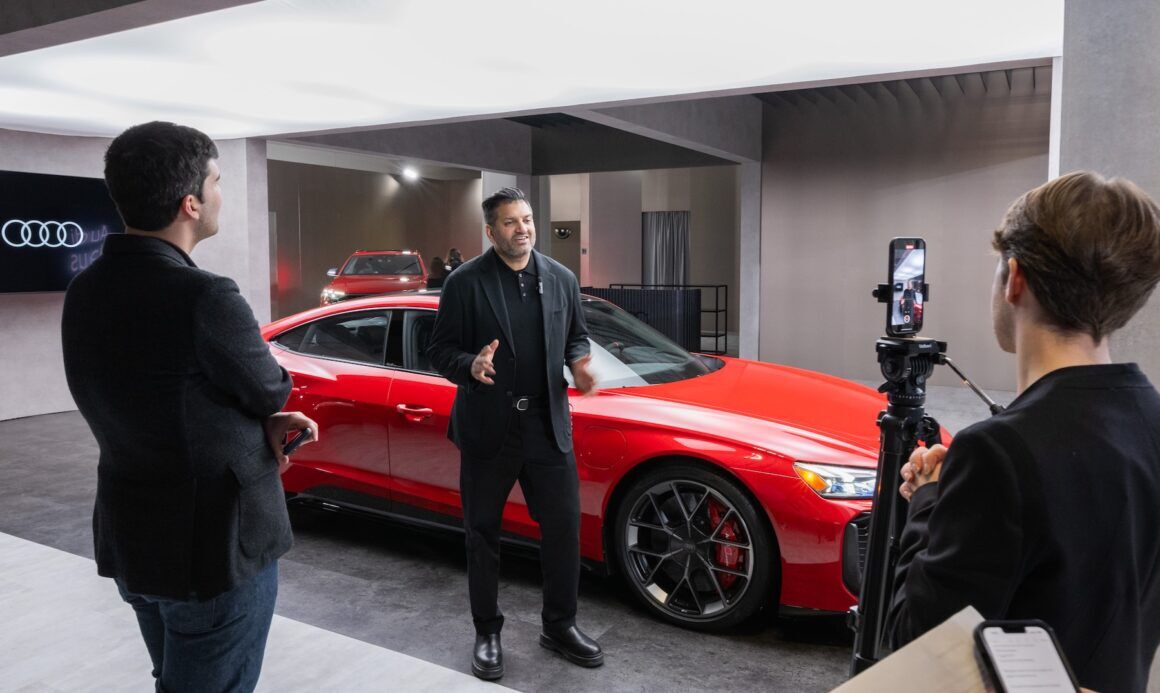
[0,0,1064,138]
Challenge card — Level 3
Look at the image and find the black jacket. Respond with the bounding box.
[427,248,589,458]
[889,364,1160,693]
[62,234,293,599]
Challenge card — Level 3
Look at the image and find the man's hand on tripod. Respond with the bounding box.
[900,443,947,501]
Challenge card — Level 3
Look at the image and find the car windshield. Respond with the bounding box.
[573,298,720,388]
[343,254,423,276]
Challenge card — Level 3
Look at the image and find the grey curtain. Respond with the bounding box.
[641,211,690,285]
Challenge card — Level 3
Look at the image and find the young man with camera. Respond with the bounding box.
[887,171,1160,692]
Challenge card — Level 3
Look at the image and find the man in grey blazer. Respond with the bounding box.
[62,121,316,692]
[428,187,602,680]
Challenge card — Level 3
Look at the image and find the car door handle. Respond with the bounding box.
[396,404,434,422]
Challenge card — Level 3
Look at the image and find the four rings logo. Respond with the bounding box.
[2,220,86,248]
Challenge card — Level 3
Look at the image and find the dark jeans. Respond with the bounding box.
[460,409,581,636]
[115,561,279,693]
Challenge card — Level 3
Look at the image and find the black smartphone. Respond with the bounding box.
[887,237,926,336]
[282,428,313,456]
[973,620,1079,693]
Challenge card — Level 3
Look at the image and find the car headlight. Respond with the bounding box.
[321,288,346,302]
[793,462,876,499]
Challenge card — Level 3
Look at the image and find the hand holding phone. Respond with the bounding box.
[974,620,1079,693]
[282,427,313,456]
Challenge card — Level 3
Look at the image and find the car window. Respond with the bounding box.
[571,298,719,388]
[276,310,391,365]
[342,255,424,276]
[403,310,437,373]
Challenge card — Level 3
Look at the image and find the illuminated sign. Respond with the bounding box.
[2,220,86,248]
[0,171,122,293]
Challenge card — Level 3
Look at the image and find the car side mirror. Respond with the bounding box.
[326,268,338,278]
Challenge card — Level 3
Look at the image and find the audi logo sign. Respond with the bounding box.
[0,169,123,294]
[2,220,86,249]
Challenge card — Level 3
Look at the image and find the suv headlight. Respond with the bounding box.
[321,288,346,302]
[793,462,876,499]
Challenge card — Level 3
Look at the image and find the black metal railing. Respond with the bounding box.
[608,283,729,355]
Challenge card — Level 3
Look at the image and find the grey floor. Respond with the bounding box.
[0,533,507,693]
[4,383,1155,691]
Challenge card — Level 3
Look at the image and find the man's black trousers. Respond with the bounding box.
[459,406,581,636]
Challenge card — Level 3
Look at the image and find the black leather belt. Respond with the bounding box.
[512,395,545,411]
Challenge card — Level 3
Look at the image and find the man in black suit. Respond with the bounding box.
[888,171,1160,692]
[62,121,317,692]
[427,187,601,680]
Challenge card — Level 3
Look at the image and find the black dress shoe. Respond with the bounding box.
[472,633,504,680]
[539,625,604,667]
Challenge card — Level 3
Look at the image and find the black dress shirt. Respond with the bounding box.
[500,261,546,398]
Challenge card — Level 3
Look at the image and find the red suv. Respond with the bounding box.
[321,250,428,305]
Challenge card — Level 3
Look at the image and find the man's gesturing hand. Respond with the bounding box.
[472,339,500,385]
[570,353,598,396]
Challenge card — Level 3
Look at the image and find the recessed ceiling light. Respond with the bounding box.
[402,167,420,181]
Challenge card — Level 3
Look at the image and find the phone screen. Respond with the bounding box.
[981,626,1076,692]
[889,239,925,335]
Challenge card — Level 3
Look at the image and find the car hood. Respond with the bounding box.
[328,275,423,293]
[593,358,886,469]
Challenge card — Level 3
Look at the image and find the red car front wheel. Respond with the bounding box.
[612,463,779,630]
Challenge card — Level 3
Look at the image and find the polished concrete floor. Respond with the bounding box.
[0,533,506,693]
[4,383,1155,691]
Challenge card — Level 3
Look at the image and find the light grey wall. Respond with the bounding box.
[0,128,273,420]
[194,138,272,322]
[548,174,584,278]
[760,78,1051,391]
[739,162,761,359]
[1060,0,1160,382]
[551,174,584,221]
[268,161,482,317]
[585,171,643,289]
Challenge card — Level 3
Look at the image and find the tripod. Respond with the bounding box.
[849,336,945,674]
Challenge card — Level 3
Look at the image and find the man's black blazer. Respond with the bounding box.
[888,364,1160,692]
[427,248,590,459]
[62,234,293,599]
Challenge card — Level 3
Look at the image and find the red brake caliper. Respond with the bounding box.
[707,499,743,589]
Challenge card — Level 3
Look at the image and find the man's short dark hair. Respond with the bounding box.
[104,121,219,232]
[482,187,528,227]
[993,170,1160,341]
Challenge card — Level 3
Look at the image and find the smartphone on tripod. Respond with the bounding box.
[887,238,926,336]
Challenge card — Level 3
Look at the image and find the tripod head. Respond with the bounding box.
[876,336,945,407]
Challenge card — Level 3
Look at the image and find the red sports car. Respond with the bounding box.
[262,292,886,630]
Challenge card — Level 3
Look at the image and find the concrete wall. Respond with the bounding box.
[549,174,585,278]
[1060,0,1160,382]
[585,171,643,289]
[0,128,272,421]
[760,77,1051,391]
[267,160,482,317]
